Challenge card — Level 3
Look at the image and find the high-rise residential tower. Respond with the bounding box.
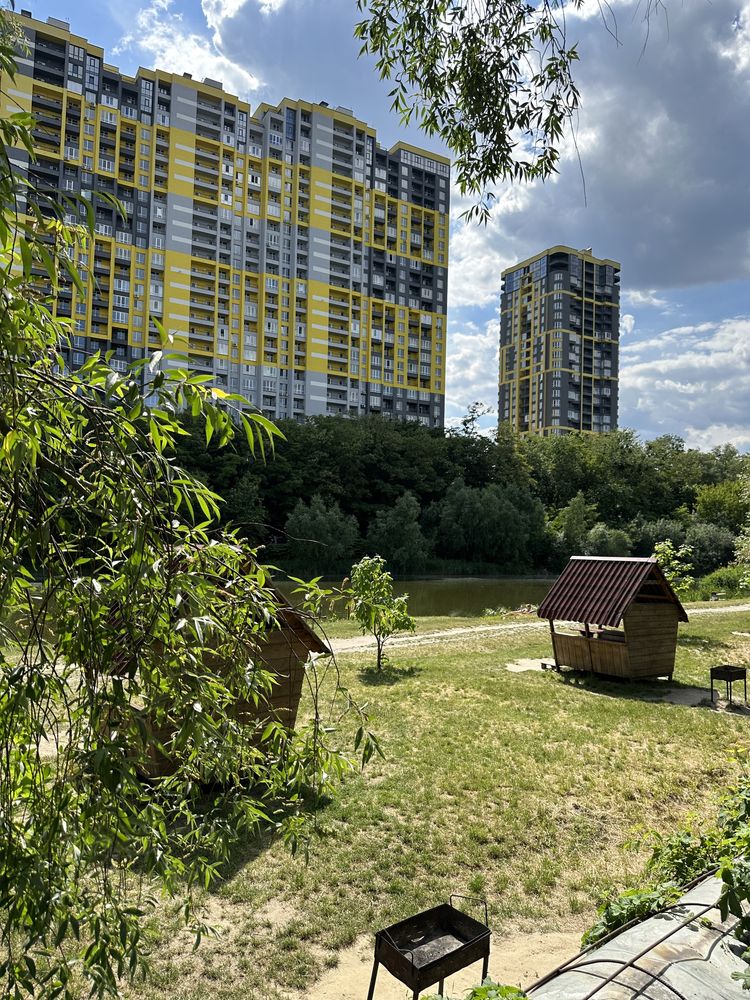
[5,11,450,427]
[498,246,620,436]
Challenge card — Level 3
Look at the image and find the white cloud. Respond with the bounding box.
[718,3,750,70]
[443,311,750,447]
[449,1,750,292]
[447,183,535,309]
[682,424,750,450]
[620,313,635,337]
[201,0,250,28]
[445,318,499,419]
[116,0,261,98]
[621,289,670,309]
[255,0,288,12]
[621,321,729,357]
[447,228,504,309]
[620,316,750,442]
[567,0,642,22]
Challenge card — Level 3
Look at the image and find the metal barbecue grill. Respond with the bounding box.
[367,895,491,999]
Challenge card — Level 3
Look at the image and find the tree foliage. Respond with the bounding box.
[684,521,736,577]
[653,540,694,596]
[284,494,361,573]
[550,490,598,560]
[735,477,750,589]
[436,479,544,567]
[174,418,749,578]
[355,0,585,221]
[223,471,268,542]
[629,517,686,556]
[0,23,376,997]
[584,522,632,557]
[695,480,750,535]
[366,491,429,575]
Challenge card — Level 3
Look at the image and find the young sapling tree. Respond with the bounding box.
[348,555,415,671]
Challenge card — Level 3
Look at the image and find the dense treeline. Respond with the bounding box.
[173,413,750,578]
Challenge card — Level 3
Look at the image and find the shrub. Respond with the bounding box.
[582,882,683,947]
[630,518,686,556]
[684,521,736,576]
[584,522,632,557]
[688,565,749,601]
[428,982,527,1000]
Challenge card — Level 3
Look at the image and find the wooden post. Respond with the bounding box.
[584,622,594,672]
[549,620,558,669]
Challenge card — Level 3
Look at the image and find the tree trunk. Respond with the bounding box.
[376,637,384,672]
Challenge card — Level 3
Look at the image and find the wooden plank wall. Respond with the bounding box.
[553,632,630,676]
[589,639,630,678]
[234,630,310,728]
[623,602,679,679]
[552,633,593,671]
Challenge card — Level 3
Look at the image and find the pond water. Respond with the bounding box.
[384,577,552,616]
[280,577,553,618]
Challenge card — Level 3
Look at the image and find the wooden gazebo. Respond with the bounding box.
[537,556,688,680]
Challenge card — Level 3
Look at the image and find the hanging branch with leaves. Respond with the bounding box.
[0,15,378,998]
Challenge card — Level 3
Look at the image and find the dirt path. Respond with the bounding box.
[331,603,750,655]
[331,619,546,654]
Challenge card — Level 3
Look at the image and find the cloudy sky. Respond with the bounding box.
[34,0,750,448]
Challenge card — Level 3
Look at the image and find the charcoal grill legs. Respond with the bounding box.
[366,958,379,1000]
[368,967,483,999]
[366,964,448,999]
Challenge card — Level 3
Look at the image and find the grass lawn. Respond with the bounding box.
[128,608,750,1000]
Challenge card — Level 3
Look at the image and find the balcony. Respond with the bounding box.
[33,58,64,76]
[192,174,219,193]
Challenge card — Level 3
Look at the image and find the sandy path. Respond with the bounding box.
[331,603,750,655]
[297,928,583,1000]
[331,619,546,654]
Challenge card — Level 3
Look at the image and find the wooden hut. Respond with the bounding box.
[240,590,331,729]
[110,589,330,776]
[537,556,688,680]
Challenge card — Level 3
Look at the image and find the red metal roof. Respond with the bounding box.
[537,556,689,628]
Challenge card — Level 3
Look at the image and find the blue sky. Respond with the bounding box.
[33,0,750,448]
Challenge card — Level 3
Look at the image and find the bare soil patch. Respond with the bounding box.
[296,928,583,999]
[506,658,544,673]
[254,897,297,929]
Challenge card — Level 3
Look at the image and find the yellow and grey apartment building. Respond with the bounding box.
[5,11,450,426]
[498,246,620,436]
